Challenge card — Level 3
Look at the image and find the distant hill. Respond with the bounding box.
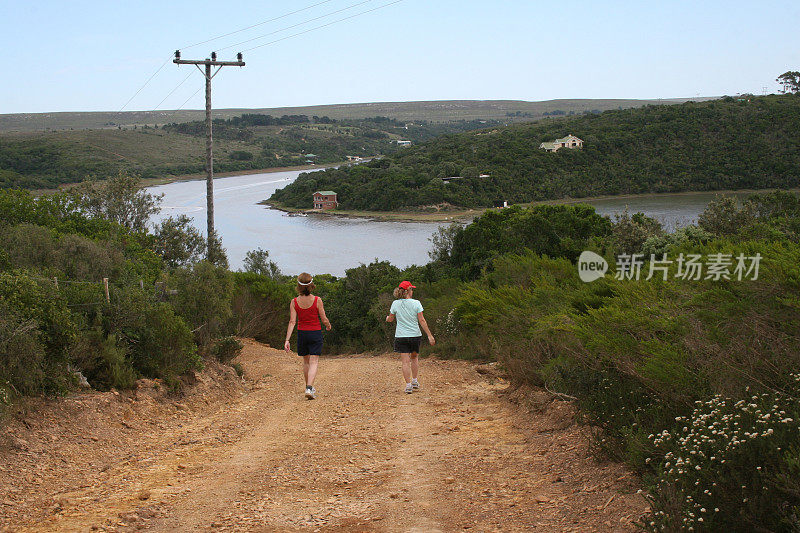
[268,95,800,211]
[0,98,715,133]
[0,114,501,189]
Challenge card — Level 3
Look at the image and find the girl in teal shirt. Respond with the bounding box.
[386,281,435,393]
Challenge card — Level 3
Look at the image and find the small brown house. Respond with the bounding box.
[313,190,338,210]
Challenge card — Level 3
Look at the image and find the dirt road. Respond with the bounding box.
[1,340,647,532]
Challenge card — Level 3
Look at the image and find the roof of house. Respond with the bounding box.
[314,190,337,196]
[539,142,559,149]
[554,135,583,143]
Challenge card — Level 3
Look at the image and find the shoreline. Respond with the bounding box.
[29,161,352,196]
[138,161,350,188]
[264,187,800,223]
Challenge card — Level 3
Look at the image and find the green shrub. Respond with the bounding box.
[135,302,200,381]
[70,329,136,390]
[449,203,612,279]
[171,261,234,347]
[230,272,293,345]
[211,336,244,363]
[101,285,199,384]
[0,272,77,395]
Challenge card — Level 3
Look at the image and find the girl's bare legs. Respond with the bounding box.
[410,353,419,380]
[399,353,412,383]
[303,355,319,387]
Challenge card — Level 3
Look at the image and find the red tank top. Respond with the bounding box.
[294,296,321,331]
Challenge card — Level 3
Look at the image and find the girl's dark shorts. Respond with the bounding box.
[297,329,323,357]
[394,336,422,354]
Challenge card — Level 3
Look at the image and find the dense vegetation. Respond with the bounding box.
[319,190,800,531]
[0,175,270,400]
[0,115,499,190]
[269,95,800,211]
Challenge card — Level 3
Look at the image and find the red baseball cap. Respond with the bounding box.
[398,281,416,290]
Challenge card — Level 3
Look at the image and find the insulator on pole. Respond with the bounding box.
[237,52,243,62]
[175,50,181,60]
[211,51,217,61]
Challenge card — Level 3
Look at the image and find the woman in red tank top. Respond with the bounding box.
[284,272,331,399]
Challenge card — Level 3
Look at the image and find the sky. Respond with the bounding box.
[2,0,799,114]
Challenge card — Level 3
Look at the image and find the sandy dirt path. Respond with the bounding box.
[1,340,647,532]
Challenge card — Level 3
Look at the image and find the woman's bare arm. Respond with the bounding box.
[284,300,297,352]
[386,313,395,323]
[417,312,435,345]
[317,298,332,331]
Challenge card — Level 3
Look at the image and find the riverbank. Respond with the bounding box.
[263,200,480,222]
[265,187,800,223]
[29,161,355,196]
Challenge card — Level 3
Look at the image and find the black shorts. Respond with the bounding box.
[297,330,323,357]
[394,336,422,354]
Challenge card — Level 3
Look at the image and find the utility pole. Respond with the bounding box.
[173,50,245,256]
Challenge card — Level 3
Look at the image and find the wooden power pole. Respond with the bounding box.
[173,50,245,256]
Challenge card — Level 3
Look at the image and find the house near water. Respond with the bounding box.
[313,191,338,210]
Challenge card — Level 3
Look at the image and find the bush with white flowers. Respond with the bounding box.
[643,377,800,531]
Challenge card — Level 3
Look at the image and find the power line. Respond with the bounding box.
[159,0,374,111]
[118,0,337,112]
[240,0,403,54]
[152,0,404,111]
[154,71,194,111]
[180,0,336,50]
[217,0,375,54]
[177,87,203,111]
[118,58,171,112]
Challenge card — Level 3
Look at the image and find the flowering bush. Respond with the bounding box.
[643,379,800,531]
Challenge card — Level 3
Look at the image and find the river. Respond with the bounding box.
[146,170,761,276]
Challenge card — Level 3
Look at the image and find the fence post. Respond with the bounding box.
[53,277,58,290]
[139,279,144,290]
[103,278,110,303]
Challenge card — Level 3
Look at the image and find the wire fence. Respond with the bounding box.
[24,274,176,309]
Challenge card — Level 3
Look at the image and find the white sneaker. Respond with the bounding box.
[404,383,414,394]
[411,379,420,390]
[305,386,316,399]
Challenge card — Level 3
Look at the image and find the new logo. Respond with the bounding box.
[578,251,608,282]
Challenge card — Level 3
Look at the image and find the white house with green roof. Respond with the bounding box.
[540,134,583,152]
[313,190,338,210]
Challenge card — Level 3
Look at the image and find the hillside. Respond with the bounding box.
[268,95,800,211]
[0,115,495,189]
[0,98,712,132]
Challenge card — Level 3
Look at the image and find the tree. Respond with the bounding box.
[69,171,162,233]
[428,222,463,262]
[611,210,665,255]
[698,195,754,236]
[776,71,800,94]
[206,230,229,269]
[152,215,206,268]
[243,248,281,279]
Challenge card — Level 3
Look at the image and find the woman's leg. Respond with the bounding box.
[399,353,412,383]
[304,355,319,387]
[410,352,419,380]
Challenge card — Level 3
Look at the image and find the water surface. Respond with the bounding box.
[147,171,765,276]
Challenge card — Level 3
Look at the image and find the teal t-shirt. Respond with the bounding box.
[390,298,424,338]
